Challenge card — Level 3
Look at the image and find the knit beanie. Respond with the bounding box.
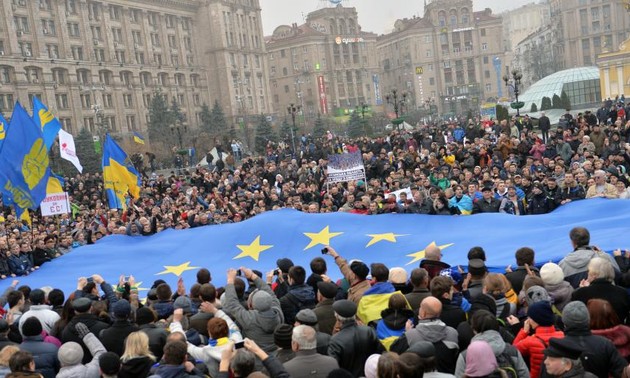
[526,285,551,306]
[540,263,564,286]
[251,290,273,312]
[58,341,84,366]
[21,317,43,337]
[273,324,293,349]
[527,301,555,326]
[562,301,589,329]
[364,354,380,378]
[465,341,498,377]
[135,307,156,325]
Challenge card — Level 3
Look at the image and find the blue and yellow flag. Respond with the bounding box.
[133,132,145,145]
[32,97,62,150]
[0,112,8,152]
[102,134,141,209]
[0,199,629,300]
[0,102,52,216]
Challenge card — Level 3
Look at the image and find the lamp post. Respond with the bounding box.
[385,89,407,130]
[503,69,524,116]
[287,103,300,154]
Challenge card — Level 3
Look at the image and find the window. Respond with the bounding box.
[482,43,487,50]
[80,93,91,109]
[98,70,112,85]
[83,118,94,133]
[193,94,200,106]
[182,17,192,31]
[115,50,125,64]
[151,33,161,47]
[77,69,90,84]
[91,26,102,41]
[41,20,56,36]
[60,118,72,133]
[112,28,123,43]
[0,66,12,84]
[143,93,151,106]
[429,77,435,85]
[153,54,162,65]
[47,44,59,59]
[485,83,492,92]
[183,37,192,51]
[168,35,177,48]
[67,23,80,37]
[190,75,199,87]
[129,9,141,23]
[483,56,489,64]
[55,94,69,109]
[0,41,4,55]
[126,115,136,131]
[52,68,66,84]
[284,85,289,93]
[102,93,113,108]
[19,42,32,57]
[171,55,179,66]
[109,5,121,21]
[25,68,40,83]
[148,12,159,26]
[88,2,101,21]
[443,61,451,68]
[71,46,83,60]
[481,29,486,37]
[280,49,286,58]
[484,70,490,79]
[65,0,77,14]
[14,16,30,34]
[166,15,176,28]
[132,31,142,46]
[135,52,145,65]
[255,55,261,69]
[0,94,15,112]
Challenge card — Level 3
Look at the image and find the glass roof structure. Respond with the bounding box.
[518,67,601,110]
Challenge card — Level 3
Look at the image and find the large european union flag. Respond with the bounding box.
[0,102,52,216]
[32,97,62,150]
[102,134,141,209]
[0,199,628,297]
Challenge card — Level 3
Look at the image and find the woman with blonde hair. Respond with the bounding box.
[118,331,155,378]
[483,273,516,320]
[0,346,20,378]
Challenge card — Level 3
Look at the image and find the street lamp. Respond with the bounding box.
[503,69,524,116]
[385,89,407,130]
[170,120,187,149]
[287,103,300,154]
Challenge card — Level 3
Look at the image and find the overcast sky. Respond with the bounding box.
[260,0,539,36]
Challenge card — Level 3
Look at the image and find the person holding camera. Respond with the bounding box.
[221,267,283,354]
[322,246,370,304]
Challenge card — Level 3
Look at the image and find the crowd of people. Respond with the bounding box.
[0,226,628,378]
[2,104,630,279]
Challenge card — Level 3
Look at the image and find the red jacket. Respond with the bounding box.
[513,326,564,378]
[592,325,630,358]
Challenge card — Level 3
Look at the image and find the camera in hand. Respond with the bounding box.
[273,268,281,276]
[236,269,242,277]
[234,341,245,349]
[321,247,329,254]
[86,277,94,283]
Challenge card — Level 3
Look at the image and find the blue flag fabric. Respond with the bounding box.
[0,111,8,152]
[102,134,141,209]
[1,199,629,297]
[0,102,52,217]
[32,97,62,150]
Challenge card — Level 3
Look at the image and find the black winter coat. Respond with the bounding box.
[61,313,110,364]
[98,320,139,357]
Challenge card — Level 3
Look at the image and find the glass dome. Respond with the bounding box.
[517,67,601,111]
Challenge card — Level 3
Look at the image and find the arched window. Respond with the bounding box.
[461,8,469,24]
[449,9,458,27]
[438,11,446,27]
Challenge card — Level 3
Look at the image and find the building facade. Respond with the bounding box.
[265,5,381,128]
[597,37,630,100]
[549,0,630,69]
[501,1,550,52]
[376,0,504,116]
[0,0,271,144]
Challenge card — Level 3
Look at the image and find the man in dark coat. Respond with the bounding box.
[279,266,316,325]
[405,268,431,314]
[136,307,168,361]
[430,276,466,329]
[505,247,540,294]
[327,300,383,377]
[472,187,501,213]
[539,112,551,143]
[283,325,338,378]
[313,282,337,336]
[61,297,109,364]
[98,299,139,356]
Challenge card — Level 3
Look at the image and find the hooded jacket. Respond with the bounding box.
[544,281,573,311]
[279,284,316,325]
[118,356,154,378]
[376,308,415,350]
[221,276,283,353]
[149,364,205,378]
[559,247,620,288]
[455,330,529,378]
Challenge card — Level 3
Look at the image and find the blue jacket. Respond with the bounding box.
[7,253,32,276]
[20,336,59,378]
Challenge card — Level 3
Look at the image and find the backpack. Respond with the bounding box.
[495,345,520,378]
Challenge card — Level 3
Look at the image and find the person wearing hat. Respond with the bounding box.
[527,182,553,214]
[543,337,597,378]
[60,297,109,364]
[390,297,458,374]
[221,267,283,354]
[136,306,168,361]
[294,309,330,355]
[323,246,370,304]
[314,281,338,335]
[539,263,572,311]
[98,299,139,357]
[272,324,295,363]
[513,301,564,378]
[464,259,487,300]
[472,186,501,213]
[56,323,107,378]
[19,317,59,378]
[327,299,383,377]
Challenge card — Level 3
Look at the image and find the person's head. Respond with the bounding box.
[370,263,389,283]
[29,289,46,306]
[543,338,584,376]
[196,268,211,284]
[0,345,19,367]
[99,352,121,378]
[424,244,442,261]
[7,290,24,310]
[21,317,42,338]
[430,276,453,300]
[162,340,188,366]
[8,351,35,373]
[288,266,306,286]
[199,283,217,302]
[540,263,565,286]
[562,301,589,331]
[230,349,256,377]
[377,352,399,378]
[291,324,317,352]
[333,299,358,323]
[156,283,172,301]
[397,352,423,378]
[515,247,535,266]
[388,293,409,311]
[274,324,293,350]
[47,289,64,308]
[527,301,555,327]
[471,309,500,334]
[207,317,229,339]
[410,268,429,289]
[465,341,498,377]
[587,298,620,330]
[592,170,607,185]
[121,331,155,362]
[419,296,442,320]
[482,273,507,298]
[587,257,615,283]
[310,257,327,275]
[569,227,590,248]
[58,341,85,367]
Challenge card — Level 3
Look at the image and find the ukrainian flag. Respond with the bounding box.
[102,134,141,209]
[32,97,62,150]
[0,112,8,152]
[133,132,145,145]
[0,102,52,215]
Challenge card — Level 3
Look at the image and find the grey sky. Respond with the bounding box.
[260,0,538,36]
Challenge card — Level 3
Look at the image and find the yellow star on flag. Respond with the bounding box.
[303,225,343,250]
[234,235,273,261]
[366,233,409,247]
[156,261,200,277]
[405,241,454,266]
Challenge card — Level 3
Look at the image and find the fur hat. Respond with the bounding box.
[540,263,564,286]
[58,341,84,366]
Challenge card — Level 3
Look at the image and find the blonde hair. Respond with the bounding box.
[0,345,20,366]
[120,331,155,362]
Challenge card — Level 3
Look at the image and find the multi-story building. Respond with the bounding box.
[265,5,381,127]
[597,36,630,100]
[0,0,271,144]
[549,0,630,69]
[512,26,557,89]
[376,0,504,115]
[501,1,550,52]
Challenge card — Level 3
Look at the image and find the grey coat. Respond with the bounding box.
[283,349,339,378]
[55,333,106,378]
